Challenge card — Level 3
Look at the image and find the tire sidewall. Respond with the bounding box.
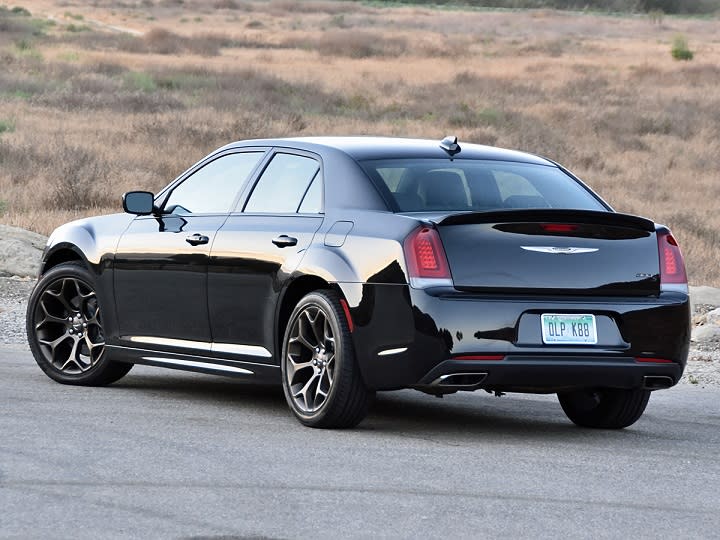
[26,262,110,384]
[280,291,349,426]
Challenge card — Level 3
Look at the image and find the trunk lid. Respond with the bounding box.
[432,209,660,296]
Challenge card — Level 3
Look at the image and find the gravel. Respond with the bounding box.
[3,277,718,386]
[0,277,34,347]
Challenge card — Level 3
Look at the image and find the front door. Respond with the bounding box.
[113,150,267,352]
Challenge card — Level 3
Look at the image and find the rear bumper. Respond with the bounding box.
[414,356,683,394]
[341,283,691,391]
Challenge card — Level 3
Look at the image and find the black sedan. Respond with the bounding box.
[26,136,690,429]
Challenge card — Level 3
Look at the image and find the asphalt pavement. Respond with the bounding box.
[1,345,719,539]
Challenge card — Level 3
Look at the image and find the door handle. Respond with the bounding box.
[272,235,298,248]
[185,233,209,246]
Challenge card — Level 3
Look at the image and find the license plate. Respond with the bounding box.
[541,314,597,345]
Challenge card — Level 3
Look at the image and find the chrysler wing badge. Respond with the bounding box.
[521,246,599,254]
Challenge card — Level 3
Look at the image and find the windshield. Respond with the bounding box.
[360,159,606,213]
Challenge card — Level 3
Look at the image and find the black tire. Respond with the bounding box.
[281,290,373,428]
[26,262,132,386]
[558,387,651,429]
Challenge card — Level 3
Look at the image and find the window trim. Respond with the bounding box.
[235,148,325,216]
[155,146,271,216]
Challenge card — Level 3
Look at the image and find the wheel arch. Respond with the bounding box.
[41,244,89,275]
[275,274,345,358]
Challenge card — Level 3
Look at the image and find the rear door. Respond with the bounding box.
[208,150,324,363]
[113,150,266,350]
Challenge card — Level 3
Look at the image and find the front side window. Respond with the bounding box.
[244,153,321,214]
[362,159,606,213]
[164,152,264,215]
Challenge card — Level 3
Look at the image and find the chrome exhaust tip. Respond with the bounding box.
[431,372,488,389]
[643,375,674,390]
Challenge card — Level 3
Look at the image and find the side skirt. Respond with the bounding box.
[106,345,281,384]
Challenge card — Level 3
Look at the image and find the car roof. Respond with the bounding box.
[222,136,555,166]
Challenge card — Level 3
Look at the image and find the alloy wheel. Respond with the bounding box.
[285,305,336,413]
[32,277,105,374]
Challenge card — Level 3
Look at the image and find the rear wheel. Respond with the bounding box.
[26,262,132,386]
[281,290,373,428]
[558,388,651,429]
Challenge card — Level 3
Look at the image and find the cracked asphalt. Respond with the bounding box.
[1,345,719,539]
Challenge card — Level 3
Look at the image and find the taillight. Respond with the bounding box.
[541,223,578,233]
[403,227,453,288]
[657,230,688,292]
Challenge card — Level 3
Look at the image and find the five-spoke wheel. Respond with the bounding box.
[286,304,337,413]
[33,276,105,374]
[26,262,132,386]
[281,290,373,428]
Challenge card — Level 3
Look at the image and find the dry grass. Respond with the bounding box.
[0,1,719,285]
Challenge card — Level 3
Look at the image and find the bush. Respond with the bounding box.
[11,6,31,16]
[0,119,15,134]
[45,143,116,211]
[287,30,407,58]
[671,34,694,61]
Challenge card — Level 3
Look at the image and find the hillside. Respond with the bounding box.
[0,0,718,284]
[376,1,720,15]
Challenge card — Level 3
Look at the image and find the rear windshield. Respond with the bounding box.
[360,159,606,213]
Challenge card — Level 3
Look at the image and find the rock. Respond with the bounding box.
[0,224,47,278]
[690,286,720,310]
[705,308,720,326]
[691,324,720,343]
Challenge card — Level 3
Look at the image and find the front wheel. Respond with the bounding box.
[281,290,373,428]
[558,388,651,429]
[26,262,132,386]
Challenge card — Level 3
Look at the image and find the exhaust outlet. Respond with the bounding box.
[432,372,488,389]
[643,375,674,390]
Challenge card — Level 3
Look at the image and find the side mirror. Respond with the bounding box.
[123,191,155,215]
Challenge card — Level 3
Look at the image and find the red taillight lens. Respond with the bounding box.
[454,355,505,361]
[404,227,451,281]
[657,231,687,286]
[635,357,674,364]
[541,223,578,233]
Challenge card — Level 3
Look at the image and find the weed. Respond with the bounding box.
[10,6,31,16]
[648,9,664,25]
[671,34,694,61]
[45,142,116,211]
[328,14,350,28]
[0,120,15,135]
[287,30,407,58]
[58,51,80,62]
[124,71,157,92]
[66,23,91,33]
[213,0,240,7]
[64,12,84,21]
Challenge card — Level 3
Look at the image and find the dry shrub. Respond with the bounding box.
[44,142,116,211]
[67,28,232,57]
[143,27,183,55]
[213,0,240,8]
[315,30,407,58]
[284,31,407,58]
[268,0,364,15]
[142,28,233,56]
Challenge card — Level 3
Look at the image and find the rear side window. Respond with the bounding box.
[361,159,606,212]
[244,153,321,214]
